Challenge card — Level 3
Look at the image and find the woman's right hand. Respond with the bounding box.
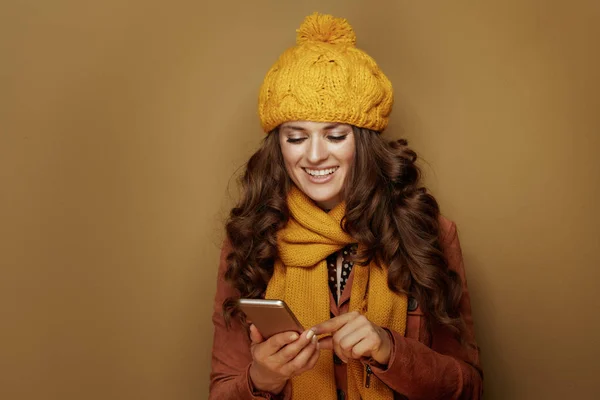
[248,324,320,394]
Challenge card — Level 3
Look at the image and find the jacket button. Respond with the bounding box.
[408,296,418,312]
[337,389,345,400]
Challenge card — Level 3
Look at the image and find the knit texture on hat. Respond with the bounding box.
[258,13,394,133]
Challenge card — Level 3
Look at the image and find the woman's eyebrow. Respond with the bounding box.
[280,123,346,133]
[281,124,307,132]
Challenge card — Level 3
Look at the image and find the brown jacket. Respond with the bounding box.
[209,217,483,399]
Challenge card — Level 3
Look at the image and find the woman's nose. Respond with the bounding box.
[307,137,328,164]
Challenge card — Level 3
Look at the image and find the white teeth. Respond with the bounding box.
[304,167,338,176]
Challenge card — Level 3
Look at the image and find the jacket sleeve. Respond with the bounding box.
[209,240,292,400]
[368,220,483,400]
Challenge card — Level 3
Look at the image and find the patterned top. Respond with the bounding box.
[326,244,358,304]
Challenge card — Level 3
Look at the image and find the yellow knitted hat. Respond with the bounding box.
[258,13,394,133]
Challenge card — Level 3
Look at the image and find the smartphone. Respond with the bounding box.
[238,299,304,339]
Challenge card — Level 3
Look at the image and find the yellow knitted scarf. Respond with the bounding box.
[265,187,408,400]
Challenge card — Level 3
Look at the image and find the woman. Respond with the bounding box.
[210,13,482,400]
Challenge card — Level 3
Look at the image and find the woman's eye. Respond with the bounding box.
[286,137,307,143]
[328,134,348,142]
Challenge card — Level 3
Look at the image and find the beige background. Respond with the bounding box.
[1,1,599,399]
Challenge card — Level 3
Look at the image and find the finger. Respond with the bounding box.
[274,329,315,365]
[249,324,264,344]
[350,336,379,360]
[310,311,359,335]
[338,325,374,360]
[318,336,333,350]
[330,314,373,360]
[331,320,372,363]
[293,338,321,376]
[332,330,349,363]
[306,340,321,369]
[332,313,370,341]
[258,331,300,358]
[284,335,318,376]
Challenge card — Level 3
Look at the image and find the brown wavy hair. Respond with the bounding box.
[223,126,465,337]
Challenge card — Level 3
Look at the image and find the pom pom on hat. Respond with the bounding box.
[296,12,356,46]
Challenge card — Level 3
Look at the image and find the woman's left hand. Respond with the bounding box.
[310,311,392,365]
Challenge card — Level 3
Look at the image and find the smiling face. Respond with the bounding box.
[278,121,355,210]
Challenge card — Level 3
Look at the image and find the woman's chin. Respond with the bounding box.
[304,190,340,209]
[294,179,342,208]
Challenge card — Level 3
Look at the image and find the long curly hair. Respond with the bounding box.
[223,126,465,337]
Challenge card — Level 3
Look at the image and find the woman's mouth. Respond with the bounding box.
[302,167,339,183]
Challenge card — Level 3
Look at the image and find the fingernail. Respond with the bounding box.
[306,330,315,340]
[311,335,318,344]
[290,333,299,341]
